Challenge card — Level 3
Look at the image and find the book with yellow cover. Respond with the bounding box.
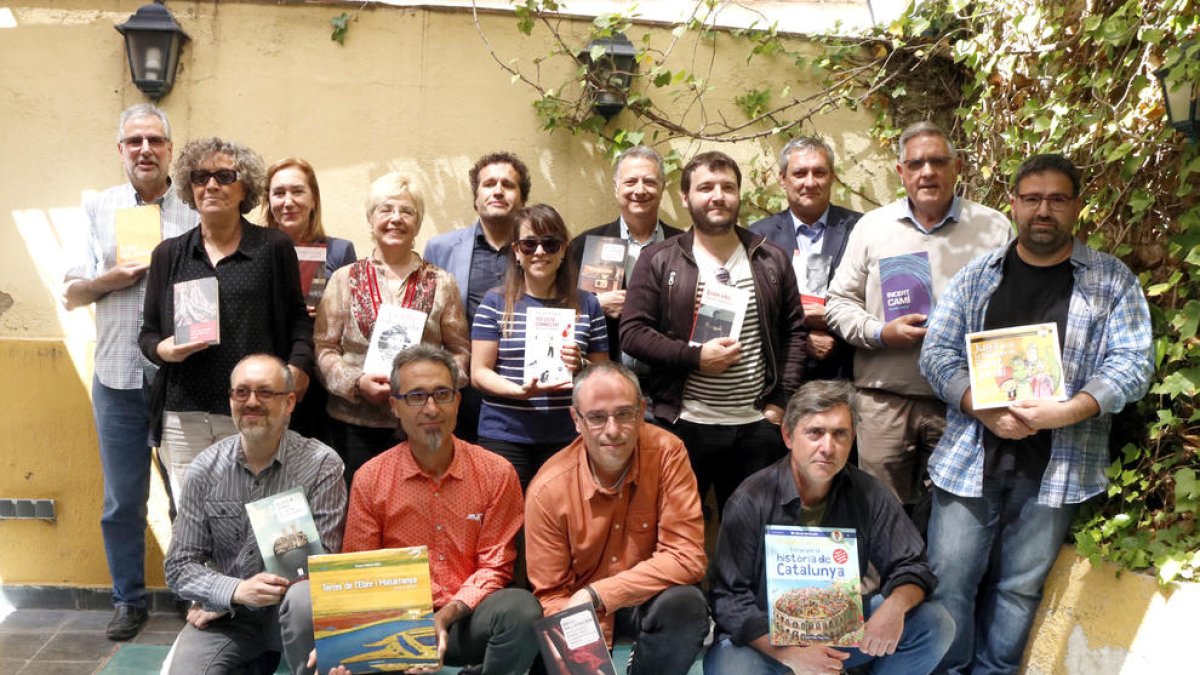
[309,547,437,673]
[115,205,161,265]
[966,322,1067,410]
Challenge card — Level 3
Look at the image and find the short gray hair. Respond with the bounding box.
[782,380,860,433]
[230,353,294,392]
[571,362,642,409]
[390,344,461,395]
[613,146,665,184]
[365,172,426,224]
[897,121,957,162]
[117,103,171,141]
[778,137,835,174]
[173,137,267,214]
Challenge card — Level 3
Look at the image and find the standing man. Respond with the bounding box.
[567,146,684,365]
[825,121,1011,510]
[751,136,863,380]
[425,151,531,442]
[622,151,807,515]
[920,154,1152,673]
[525,363,709,675]
[164,354,346,674]
[62,103,197,640]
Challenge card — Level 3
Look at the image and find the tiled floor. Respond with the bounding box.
[0,608,183,675]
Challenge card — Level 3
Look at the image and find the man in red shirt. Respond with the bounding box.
[342,345,541,675]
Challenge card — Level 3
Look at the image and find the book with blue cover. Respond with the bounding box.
[765,525,863,647]
[879,251,933,323]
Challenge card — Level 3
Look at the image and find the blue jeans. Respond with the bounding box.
[92,375,152,608]
[704,594,954,674]
[928,481,1077,674]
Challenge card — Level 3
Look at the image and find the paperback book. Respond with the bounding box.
[688,282,749,346]
[245,487,324,582]
[173,277,219,345]
[114,205,161,266]
[765,525,863,647]
[533,604,617,675]
[793,252,833,305]
[362,306,428,376]
[309,546,437,673]
[524,307,577,386]
[879,251,933,323]
[577,235,629,293]
[966,322,1067,409]
[295,244,328,307]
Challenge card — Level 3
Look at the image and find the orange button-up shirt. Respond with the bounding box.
[343,437,524,610]
[525,424,707,643]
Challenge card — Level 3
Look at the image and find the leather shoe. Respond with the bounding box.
[106,605,149,641]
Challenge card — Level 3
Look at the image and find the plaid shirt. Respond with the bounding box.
[920,240,1153,506]
[62,182,197,389]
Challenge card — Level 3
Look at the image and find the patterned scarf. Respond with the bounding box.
[347,257,439,338]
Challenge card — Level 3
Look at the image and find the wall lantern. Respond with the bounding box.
[1155,43,1199,142]
[580,32,637,120]
[115,2,189,102]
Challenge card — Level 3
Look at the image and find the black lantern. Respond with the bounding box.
[580,32,637,120]
[1155,42,1199,142]
[115,2,189,101]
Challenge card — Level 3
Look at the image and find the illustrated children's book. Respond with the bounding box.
[577,235,629,294]
[879,251,933,323]
[533,604,617,675]
[173,277,219,345]
[765,525,864,648]
[966,322,1067,409]
[362,306,428,376]
[245,487,325,582]
[524,307,577,387]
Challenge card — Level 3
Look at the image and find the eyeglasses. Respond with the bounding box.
[190,169,240,186]
[392,387,457,407]
[1015,193,1075,210]
[575,407,640,429]
[901,156,953,171]
[229,387,290,402]
[513,238,564,255]
[121,135,169,149]
[374,203,419,219]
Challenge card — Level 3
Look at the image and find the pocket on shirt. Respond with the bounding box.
[203,500,246,544]
[627,509,658,557]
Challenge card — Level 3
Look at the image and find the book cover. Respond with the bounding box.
[245,487,325,582]
[966,322,1067,410]
[295,244,328,307]
[524,307,577,387]
[533,604,617,675]
[879,251,933,322]
[577,236,629,293]
[114,205,161,266]
[173,277,219,345]
[688,283,749,346]
[765,525,864,648]
[362,306,428,376]
[310,547,438,674]
[793,252,833,305]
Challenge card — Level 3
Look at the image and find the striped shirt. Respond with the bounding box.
[164,430,347,611]
[62,182,197,389]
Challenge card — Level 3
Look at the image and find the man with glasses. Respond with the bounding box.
[919,154,1152,673]
[163,354,346,674]
[342,345,541,675]
[62,103,197,640]
[525,362,709,675]
[825,121,1011,517]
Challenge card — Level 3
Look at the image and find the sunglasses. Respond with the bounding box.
[513,237,564,255]
[190,169,240,186]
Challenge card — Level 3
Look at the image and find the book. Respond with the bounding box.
[533,604,617,675]
[966,322,1068,410]
[295,244,328,307]
[309,547,438,674]
[173,277,219,345]
[793,251,833,305]
[362,305,428,376]
[114,205,161,266]
[245,487,325,582]
[765,525,864,647]
[688,282,749,346]
[879,251,933,323]
[577,235,629,293]
[524,307,577,387]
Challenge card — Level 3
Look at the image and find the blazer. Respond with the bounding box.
[423,222,480,307]
[323,237,358,276]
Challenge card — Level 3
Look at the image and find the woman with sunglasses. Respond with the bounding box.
[314,173,469,484]
[140,138,313,503]
[471,204,609,488]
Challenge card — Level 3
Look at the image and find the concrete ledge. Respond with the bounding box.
[0,584,178,613]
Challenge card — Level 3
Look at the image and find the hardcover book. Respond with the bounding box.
[309,546,438,674]
[295,244,328,307]
[688,282,749,346]
[362,305,428,376]
[524,307,577,387]
[173,277,219,345]
[577,235,629,293]
[765,525,863,647]
[245,487,325,582]
[114,205,161,266]
[879,251,933,323]
[966,322,1067,409]
[793,251,833,305]
[533,604,617,675]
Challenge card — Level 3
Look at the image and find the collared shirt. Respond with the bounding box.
[618,217,666,281]
[343,437,524,611]
[920,239,1154,506]
[63,182,197,389]
[901,195,964,234]
[790,207,829,256]
[164,430,347,612]
[709,458,936,646]
[525,424,707,645]
[467,223,510,322]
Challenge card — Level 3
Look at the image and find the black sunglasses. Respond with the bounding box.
[190,169,240,186]
[513,237,565,255]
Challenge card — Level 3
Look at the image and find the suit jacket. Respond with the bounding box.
[423,222,481,308]
[568,218,684,360]
[749,204,863,380]
[324,237,358,276]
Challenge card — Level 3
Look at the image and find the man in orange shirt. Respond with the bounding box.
[342,345,541,675]
[525,362,709,675]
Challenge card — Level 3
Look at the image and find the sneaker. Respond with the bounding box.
[106,605,149,641]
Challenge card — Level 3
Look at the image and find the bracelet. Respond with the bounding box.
[585,585,602,611]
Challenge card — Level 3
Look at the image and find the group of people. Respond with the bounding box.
[64,101,1154,675]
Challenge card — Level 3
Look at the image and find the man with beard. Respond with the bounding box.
[163,354,346,674]
[621,151,807,516]
[919,154,1152,673]
[342,345,541,675]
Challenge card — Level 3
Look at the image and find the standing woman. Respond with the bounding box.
[140,138,312,503]
[315,173,470,482]
[471,204,609,488]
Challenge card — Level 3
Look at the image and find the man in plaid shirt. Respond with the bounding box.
[919,154,1153,674]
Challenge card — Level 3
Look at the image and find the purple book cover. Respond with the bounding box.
[879,251,932,323]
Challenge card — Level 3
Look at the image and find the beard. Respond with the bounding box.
[422,428,445,452]
[1018,217,1072,256]
[688,201,739,236]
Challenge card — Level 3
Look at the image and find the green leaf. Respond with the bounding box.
[1172,301,1200,340]
[1151,368,1200,397]
[330,12,351,45]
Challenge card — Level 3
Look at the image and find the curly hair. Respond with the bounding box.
[173,137,266,214]
[468,152,532,204]
[263,158,327,242]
